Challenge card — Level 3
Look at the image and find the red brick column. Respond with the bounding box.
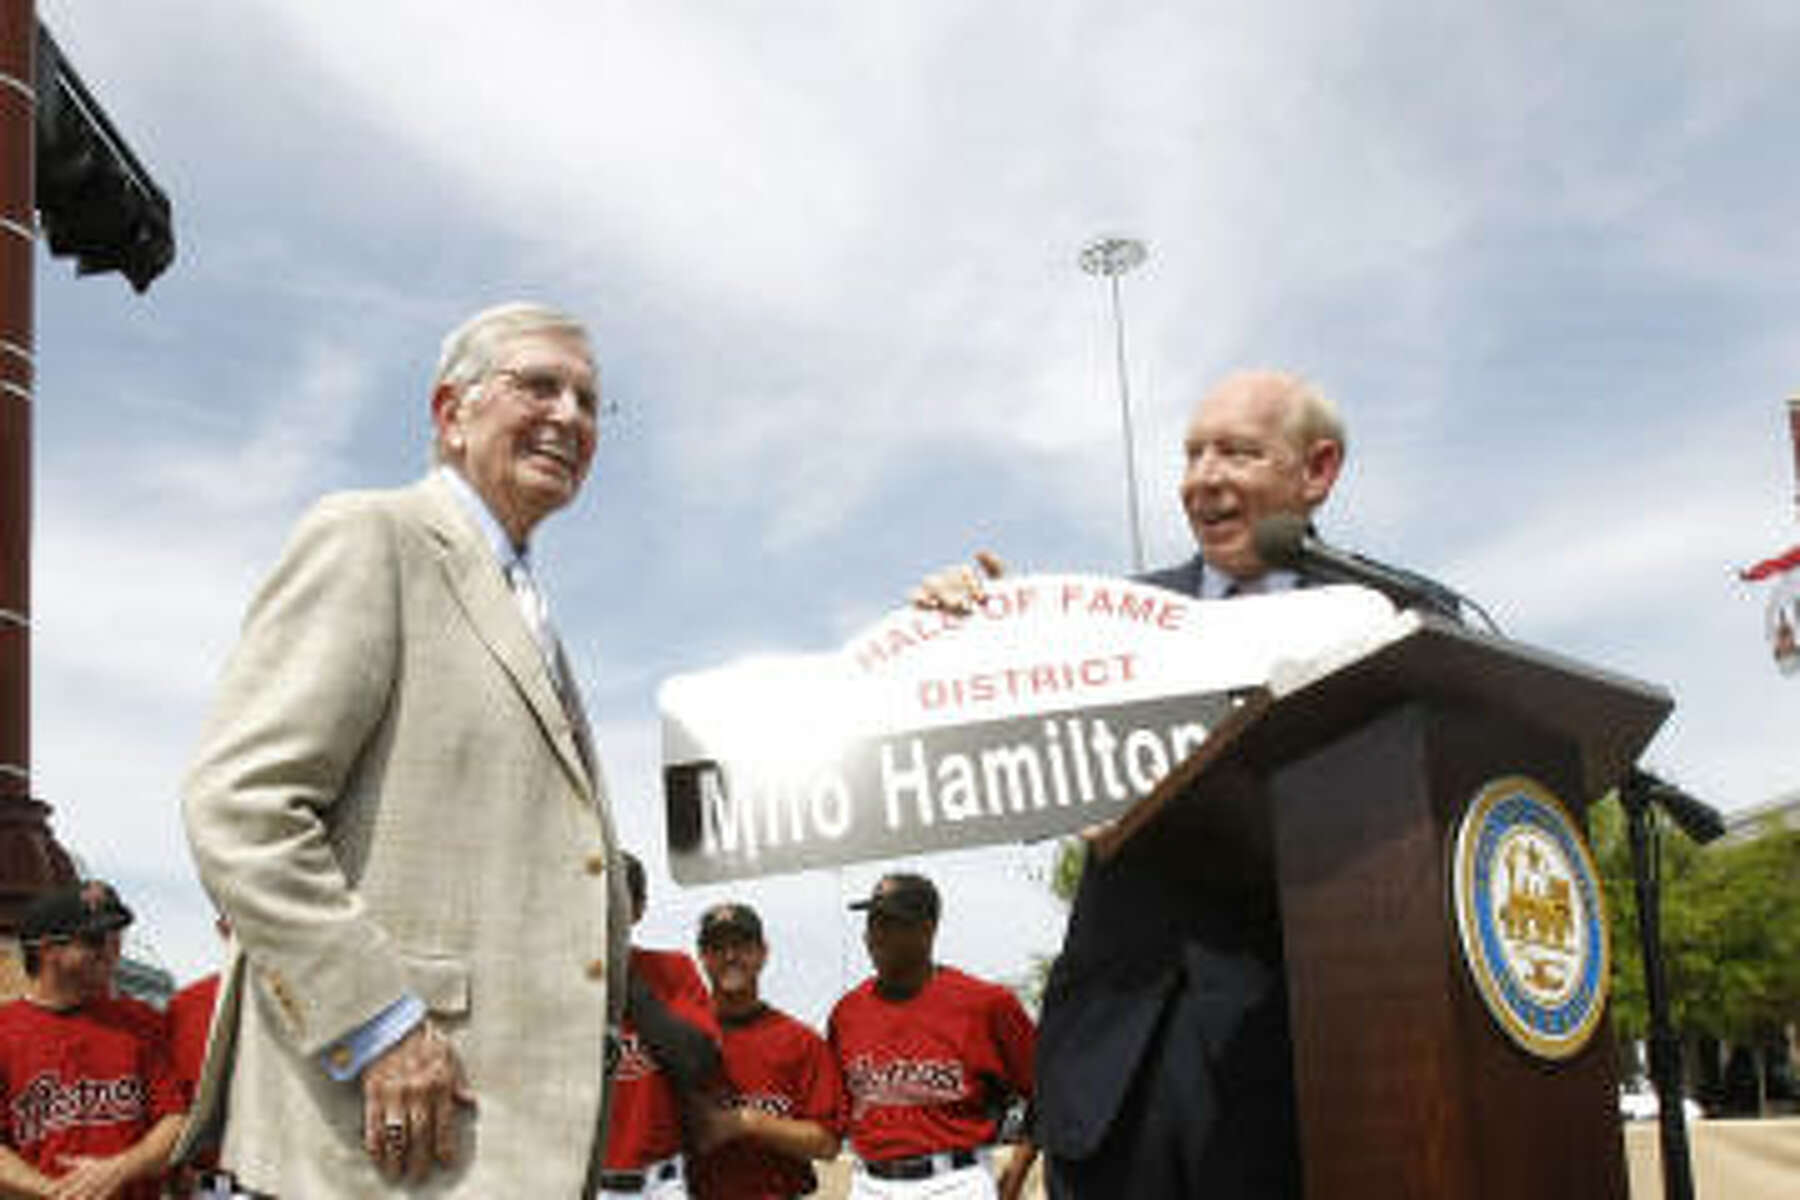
[0,1,75,935]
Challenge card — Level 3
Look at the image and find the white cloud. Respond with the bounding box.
[221,0,1528,548]
[143,344,372,513]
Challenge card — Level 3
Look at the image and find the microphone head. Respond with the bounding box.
[1252,513,1310,569]
[1629,769,1727,844]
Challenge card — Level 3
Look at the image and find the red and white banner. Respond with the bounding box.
[1740,546,1800,676]
[1733,400,1800,675]
[658,575,1404,883]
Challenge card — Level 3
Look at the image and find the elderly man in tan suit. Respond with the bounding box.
[181,302,630,1195]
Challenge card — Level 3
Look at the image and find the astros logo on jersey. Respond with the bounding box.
[843,1055,965,1119]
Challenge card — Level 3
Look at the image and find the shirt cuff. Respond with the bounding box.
[321,992,426,1081]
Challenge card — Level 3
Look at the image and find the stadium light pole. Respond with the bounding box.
[1079,236,1149,574]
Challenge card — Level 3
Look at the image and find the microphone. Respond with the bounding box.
[1252,514,1462,620]
[1625,768,1726,845]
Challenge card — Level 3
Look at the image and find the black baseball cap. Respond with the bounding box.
[849,873,939,924]
[19,880,134,945]
[698,902,764,947]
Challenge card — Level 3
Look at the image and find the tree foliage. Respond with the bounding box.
[1049,837,1086,905]
[1020,838,1088,1010]
[1593,796,1800,1046]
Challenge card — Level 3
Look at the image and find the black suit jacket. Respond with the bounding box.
[1035,555,1296,1198]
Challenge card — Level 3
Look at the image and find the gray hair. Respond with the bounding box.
[1279,371,1345,453]
[431,302,594,462]
[1215,368,1346,454]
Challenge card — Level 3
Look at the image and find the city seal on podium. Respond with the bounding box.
[1451,775,1610,1061]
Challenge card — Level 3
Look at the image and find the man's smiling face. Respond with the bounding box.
[436,330,598,544]
[1178,371,1341,580]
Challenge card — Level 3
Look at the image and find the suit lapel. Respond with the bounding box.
[551,639,600,781]
[412,476,595,800]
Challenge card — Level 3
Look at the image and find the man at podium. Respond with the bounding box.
[921,369,1357,1198]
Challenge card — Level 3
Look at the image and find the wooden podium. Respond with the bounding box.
[1099,615,1672,1199]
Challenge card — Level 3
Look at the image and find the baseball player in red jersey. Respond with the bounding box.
[687,902,843,1200]
[0,881,185,1200]
[62,885,170,1059]
[601,853,724,1199]
[829,874,1037,1200]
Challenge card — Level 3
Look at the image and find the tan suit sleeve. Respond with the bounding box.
[183,492,411,1055]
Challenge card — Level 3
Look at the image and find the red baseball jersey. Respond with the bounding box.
[827,966,1035,1162]
[603,947,722,1170]
[100,992,169,1055]
[689,1004,844,1199]
[0,998,184,1200]
[167,974,220,1106]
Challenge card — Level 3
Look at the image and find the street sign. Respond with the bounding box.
[660,575,1399,884]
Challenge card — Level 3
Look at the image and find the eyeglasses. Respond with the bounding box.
[489,367,612,419]
[42,929,113,950]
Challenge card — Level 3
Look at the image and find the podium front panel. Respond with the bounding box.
[1270,701,1627,1200]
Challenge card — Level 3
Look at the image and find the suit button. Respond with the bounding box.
[585,853,607,875]
[586,958,607,980]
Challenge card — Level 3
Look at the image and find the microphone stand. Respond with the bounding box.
[1617,769,1724,1200]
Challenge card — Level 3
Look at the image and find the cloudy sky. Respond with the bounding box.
[26,1,1800,1021]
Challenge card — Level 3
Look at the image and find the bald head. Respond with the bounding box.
[1178,370,1346,580]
